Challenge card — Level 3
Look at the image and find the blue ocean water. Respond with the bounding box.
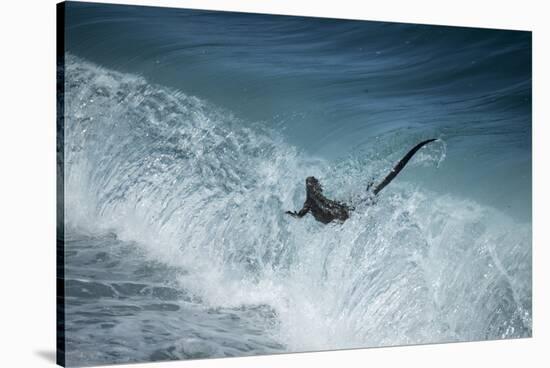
[61,2,532,366]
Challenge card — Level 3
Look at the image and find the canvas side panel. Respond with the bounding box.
[56,2,66,367]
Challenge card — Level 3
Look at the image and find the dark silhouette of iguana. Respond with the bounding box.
[286,139,437,224]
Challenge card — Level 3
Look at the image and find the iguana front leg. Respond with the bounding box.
[285,201,310,218]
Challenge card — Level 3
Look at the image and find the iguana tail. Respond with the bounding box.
[372,139,437,196]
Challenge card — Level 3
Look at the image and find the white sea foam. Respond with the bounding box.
[63,55,532,353]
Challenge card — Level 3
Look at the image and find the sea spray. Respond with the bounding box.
[63,55,531,364]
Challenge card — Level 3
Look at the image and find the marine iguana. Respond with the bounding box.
[285,139,437,224]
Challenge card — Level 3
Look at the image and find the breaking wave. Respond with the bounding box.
[63,54,531,357]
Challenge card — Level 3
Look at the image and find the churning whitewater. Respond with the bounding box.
[62,54,531,366]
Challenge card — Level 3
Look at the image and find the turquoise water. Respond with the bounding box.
[60,3,531,366]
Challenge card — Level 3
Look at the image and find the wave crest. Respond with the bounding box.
[63,55,531,351]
